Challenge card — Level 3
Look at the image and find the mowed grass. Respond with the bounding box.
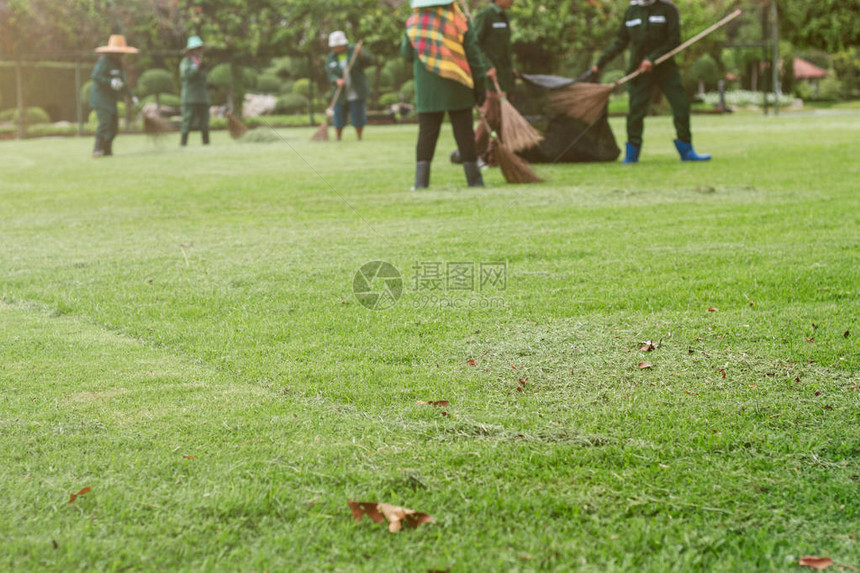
[1,112,858,572]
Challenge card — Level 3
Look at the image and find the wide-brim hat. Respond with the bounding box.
[185,36,204,51]
[328,31,348,48]
[95,35,139,54]
[410,0,454,7]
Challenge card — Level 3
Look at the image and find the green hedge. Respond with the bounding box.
[0,107,52,125]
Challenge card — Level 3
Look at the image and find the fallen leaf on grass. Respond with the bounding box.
[799,556,834,570]
[68,487,91,504]
[716,368,727,379]
[804,337,815,344]
[812,323,819,330]
[465,359,478,367]
[637,362,652,369]
[844,330,850,338]
[707,307,718,313]
[749,300,755,307]
[183,455,194,460]
[640,340,656,352]
[52,540,58,549]
[417,400,449,408]
[348,500,434,533]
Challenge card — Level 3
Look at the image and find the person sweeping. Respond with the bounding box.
[90,35,139,158]
[402,0,488,190]
[180,36,210,146]
[325,31,372,141]
[592,0,711,164]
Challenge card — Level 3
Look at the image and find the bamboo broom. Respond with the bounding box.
[312,40,364,142]
[551,9,743,124]
[476,107,542,184]
[493,76,543,152]
[226,110,248,139]
[142,113,172,137]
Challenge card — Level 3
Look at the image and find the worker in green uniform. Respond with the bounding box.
[325,31,372,141]
[471,0,516,165]
[180,36,210,146]
[90,35,139,158]
[474,0,516,95]
[403,0,488,190]
[593,0,710,163]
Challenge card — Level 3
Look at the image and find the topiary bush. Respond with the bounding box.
[256,74,282,94]
[138,69,176,98]
[274,93,309,114]
[399,79,415,102]
[292,78,311,97]
[0,107,52,125]
[379,92,401,107]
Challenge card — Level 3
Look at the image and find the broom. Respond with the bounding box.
[226,110,248,139]
[476,107,542,184]
[492,76,543,152]
[551,9,743,124]
[142,113,172,137]
[312,40,364,142]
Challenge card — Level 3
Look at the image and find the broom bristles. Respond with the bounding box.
[311,119,329,141]
[549,82,614,125]
[494,140,543,184]
[499,97,543,153]
[226,112,248,139]
[143,114,171,137]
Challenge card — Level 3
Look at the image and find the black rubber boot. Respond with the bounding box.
[463,161,484,187]
[103,139,113,157]
[412,161,430,190]
[202,130,210,145]
[180,132,189,146]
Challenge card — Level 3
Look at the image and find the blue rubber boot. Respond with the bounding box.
[623,142,640,164]
[674,139,711,161]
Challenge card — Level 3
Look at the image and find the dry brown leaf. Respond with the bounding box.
[465,359,478,367]
[637,362,652,369]
[68,487,91,504]
[348,500,434,533]
[640,341,656,352]
[716,368,727,379]
[799,556,834,570]
[844,330,850,338]
[707,307,718,313]
[812,323,819,330]
[804,337,815,344]
[417,400,449,408]
[183,455,194,460]
[749,300,755,307]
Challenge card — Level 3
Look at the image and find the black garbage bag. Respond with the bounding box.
[515,73,620,164]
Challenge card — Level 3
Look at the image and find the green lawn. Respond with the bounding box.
[1,113,858,572]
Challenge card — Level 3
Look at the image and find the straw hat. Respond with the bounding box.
[410,0,454,7]
[185,36,205,52]
[95,35,139,54]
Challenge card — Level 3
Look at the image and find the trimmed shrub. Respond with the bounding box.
[379,92,401,107]
[138,69,176,98]
[256,74,282,94]
[274,93,309,114]
[400,79,415,102]
[292,78,311,97]
[0,107,52,125]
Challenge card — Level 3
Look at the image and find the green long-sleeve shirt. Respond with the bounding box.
[180,55,210,105]
[89,55,132,111]
[473,3,515,93]
[401,23,487,114]
[325,44,372,105]
[596,0,681,73]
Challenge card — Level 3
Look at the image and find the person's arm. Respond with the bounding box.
[90,58,111,88]
[471,9,496,81]
[648,4,681,63]
[463,25,487,105]
[400,32,414,62]
[595,12,630,70]
[325,53,342,84]
[181,57,204,81]
[356,44,372,69]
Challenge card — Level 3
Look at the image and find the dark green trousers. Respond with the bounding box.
[627,63,691,148]
[95,107,118,147]
[181,103,210,137]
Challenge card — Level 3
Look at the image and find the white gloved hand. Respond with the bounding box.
[132,96,140,106]
[110,77,124,91]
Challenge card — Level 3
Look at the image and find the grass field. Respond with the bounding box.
[1,113,858,572]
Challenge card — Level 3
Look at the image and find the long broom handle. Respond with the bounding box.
[615,9,743,87]
[327,40,364,111]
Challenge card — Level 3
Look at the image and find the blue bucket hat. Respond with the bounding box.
[185,36,204,51]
